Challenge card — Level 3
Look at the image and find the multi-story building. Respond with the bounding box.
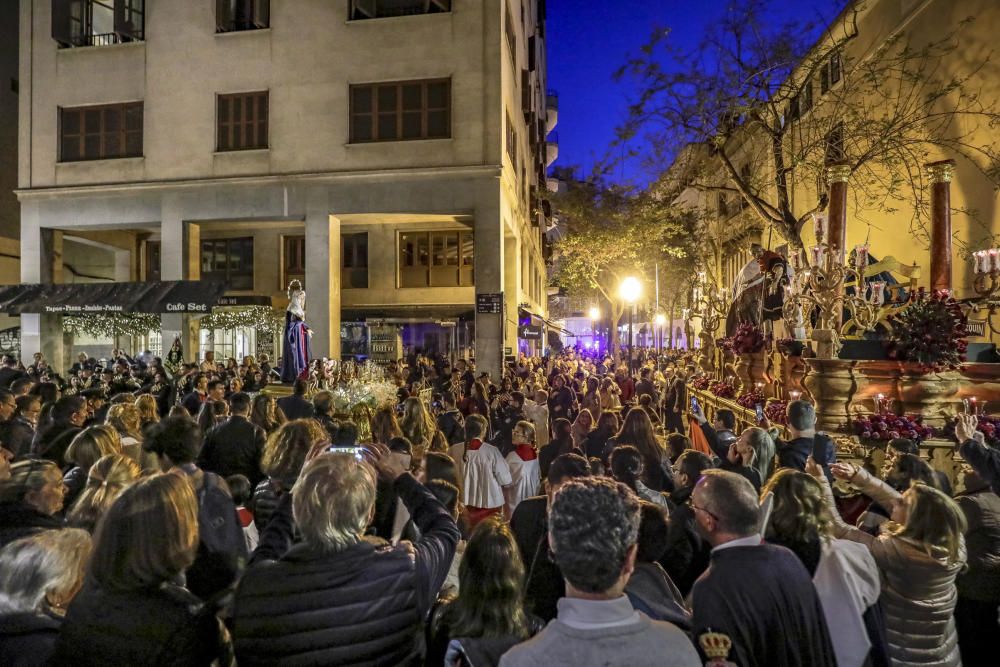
[14,0,556,375]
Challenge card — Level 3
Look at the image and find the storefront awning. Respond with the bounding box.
[0,280,230,315]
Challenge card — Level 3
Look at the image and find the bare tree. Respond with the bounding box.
[614,0,1000,250]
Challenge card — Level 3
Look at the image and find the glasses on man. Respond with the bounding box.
[687,498,719,521]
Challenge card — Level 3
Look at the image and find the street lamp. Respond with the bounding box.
[619,277,642,369]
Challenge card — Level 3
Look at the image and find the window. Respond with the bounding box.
[144,240,160,282]
[820,64,830,94]
[829,52,842,85]
[216,0,269,33]
[217,92,268,151]
[342,233,369,288]
[505,2,517,61]
[52,0,144,48]
[59,102,142,162]
[349,0,450,20]
[398,230,473,287]
[282,235,305,287]
[201,237,254,290]
[350,79,450,143]
[505,112,518,167]
[801,78,813,113]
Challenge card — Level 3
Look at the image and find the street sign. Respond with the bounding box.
[518,324,542,340]
[476,292,504,314]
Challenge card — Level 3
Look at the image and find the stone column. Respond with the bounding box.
[474,197,504,380]
[826,164,851,262]
[304,191,341,360]
[160,200,200,363]
[926,160,955,293]
[504,235,519,359]
[20,224,67,370]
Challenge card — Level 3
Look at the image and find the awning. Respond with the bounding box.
[0,280,229,315]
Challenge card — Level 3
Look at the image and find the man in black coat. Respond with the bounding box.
[276,378,314,421]
[435,391,465,447]
[0,355,26,389]
[689,469,836,667]
[773,400,836,481]
[662,450,714,597]
[510,453,591,622]
[198,392,266,486]
[233,444,460,665]
[31,395,87,466]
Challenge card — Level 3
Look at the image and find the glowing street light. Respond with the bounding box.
[619,277,642,369]
[654,313,667,326]
[588,306,600,320]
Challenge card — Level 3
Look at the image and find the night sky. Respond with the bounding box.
[546,0,844,186]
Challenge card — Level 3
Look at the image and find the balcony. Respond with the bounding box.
[52,0,144,48]
[349,0,451,20]
[546,89,559,133]
[546,132,559,167]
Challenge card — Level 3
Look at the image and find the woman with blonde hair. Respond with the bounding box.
[105,403,142,457]
[133,394,160,431]
[62,425,122,508]
[53,474,230,665]
[0,460,65,549]
[570,408,594,451]
[761,468,884,667]
[67,454,142,533]
[809,458,966,667]
[0,528,92,664]
[371,406,403,445]
[400,396,435,456]
[252,419,329,529]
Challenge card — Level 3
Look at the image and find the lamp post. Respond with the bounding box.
[588,306,600,353]
[654,312,666,354]
[620,277,642,370]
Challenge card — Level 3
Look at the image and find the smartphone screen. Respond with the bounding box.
[325,445,363,460]
[755,404,765,422]
[690,396,700,412]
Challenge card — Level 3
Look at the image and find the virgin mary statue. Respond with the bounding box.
[281,280,311,383]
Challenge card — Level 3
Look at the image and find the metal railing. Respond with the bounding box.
[58,32,144,48]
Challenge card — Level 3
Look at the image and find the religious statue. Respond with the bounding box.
[726,243,790,336]
[281,280,312,383]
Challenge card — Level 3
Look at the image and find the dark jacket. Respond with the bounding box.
[53,581,228,667]
[0,417,35,460]
[436,408,466,446]
[0,366,26,389]
[661,486,710,597]
[30,423,81,467]
[251,477,288,531]
[956,485,1000,602]
[0,503,64,549]
[691,544,837,667]
[276,394,314,421]
[697,421,737,461]
[233,473,460,666]
[960,438,1000,493]
[0,612,60,667]
[511,496,565,623]
[181,391,206,418]
[777,433,837,480]
[198,415,266,486]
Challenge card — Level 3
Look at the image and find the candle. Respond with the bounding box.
[991,249,1000,272]
[970,397,978,416]
[855,244,869,272]
[811,245,824,267]
[870,281,885,305]
[876,393,885,414]
[790,390,801,401]
[974,251,985,274]
[813,214,826,241]
[698,271,706,284]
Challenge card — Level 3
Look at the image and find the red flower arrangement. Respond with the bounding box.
[736,389,766,409]
[708,379,736,399]
[765,400,789,425]
[887,290,968,372]
[851,413,935,442]
[942,414,999,447]
[729,322,768,354]
[690,376,711,391]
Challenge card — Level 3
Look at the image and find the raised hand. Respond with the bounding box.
[829,461,858,482]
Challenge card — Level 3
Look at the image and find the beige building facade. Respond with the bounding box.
[16,0,554,375]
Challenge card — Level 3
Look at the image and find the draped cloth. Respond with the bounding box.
[688,416,713,456]
[281,310,310,383]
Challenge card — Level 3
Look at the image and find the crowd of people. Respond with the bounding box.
[0,345,997,666]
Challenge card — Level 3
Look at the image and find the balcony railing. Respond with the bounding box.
[58,31,143,48]
[350,0,451,20]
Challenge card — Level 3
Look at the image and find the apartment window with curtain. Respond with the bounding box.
[282,235,305,287]
[59,102,143,162]
[398,230,473,287]
[202,237,254,290]
[51,0,144,48]
[217,91,268,151]
[350,79,450,143]
[342,233,369,288]
[216,0,269,33]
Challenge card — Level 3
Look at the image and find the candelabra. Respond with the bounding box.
[782,239,879,357]
[690,272,729,337]
[970,248,1000,335]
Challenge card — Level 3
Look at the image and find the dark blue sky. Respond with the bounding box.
[546,0,841,185]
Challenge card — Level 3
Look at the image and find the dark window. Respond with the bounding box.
[342,233,369,288]
[801,78,813,113]
[830,52,842,85]
[399,230,473,287]
[825,123,845,165]
[144,240,160,281]
[201,237,254,290]
[349,0,450,20]
[505,2,517,61]
[217,91,268,151]
[283,235,305,287]
[350,79,450,143]
[59,102,142,162]
[820,64,830,94]
[788,95,800,122]
[216,0,269,33]
[505,112,518,167]
[52,0,144,48]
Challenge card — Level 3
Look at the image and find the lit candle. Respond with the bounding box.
[876,393,885,415]
[790,390,801,400]
[974,251,985,274]
[970,397,978,416]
